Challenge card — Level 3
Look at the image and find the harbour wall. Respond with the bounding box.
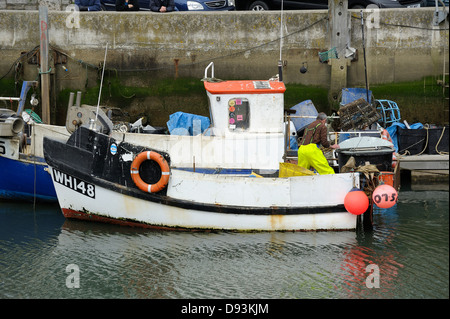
[0,7,448,91]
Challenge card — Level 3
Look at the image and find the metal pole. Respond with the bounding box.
[328,0,350,104]
[39,6,50,124]
[278,0,284,82]
[360,10,370,104]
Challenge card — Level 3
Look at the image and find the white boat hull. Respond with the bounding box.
[49,167,358,232]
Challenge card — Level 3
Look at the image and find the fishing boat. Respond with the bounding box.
[43,125,362,231]
[43,63,399,231]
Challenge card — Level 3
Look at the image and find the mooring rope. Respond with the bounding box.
[435,126,449,155]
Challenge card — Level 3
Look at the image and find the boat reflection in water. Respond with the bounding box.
[57,217,360,298]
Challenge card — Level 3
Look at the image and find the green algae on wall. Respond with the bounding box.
[370,76,449,126]
[3,75,447,128]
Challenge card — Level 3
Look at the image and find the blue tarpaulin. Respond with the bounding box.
[386,122,423,153]
[289,136,299,150]
[341,88,372,104]
[289,100,318,132]
[166,112,211,136]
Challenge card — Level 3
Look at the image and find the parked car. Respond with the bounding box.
[398,0,427,7]
[236,0,411,11]
[425,0,449,5]
[101,0,235,11]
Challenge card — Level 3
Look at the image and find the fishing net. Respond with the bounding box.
[319,47,338,63]
[24,109,42,123]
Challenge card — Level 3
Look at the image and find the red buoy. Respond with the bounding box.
[373,184,398,209]
[344,188,370,215]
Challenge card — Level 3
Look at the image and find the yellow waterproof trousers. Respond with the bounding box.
[297,144,335,175]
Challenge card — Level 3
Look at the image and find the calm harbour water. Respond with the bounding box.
[0,186,448,301]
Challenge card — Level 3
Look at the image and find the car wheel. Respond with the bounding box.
[248,1,270,10]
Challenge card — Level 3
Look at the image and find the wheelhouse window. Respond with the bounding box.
[228,98,249,131]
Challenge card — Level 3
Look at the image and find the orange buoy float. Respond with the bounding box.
[344,187,370,215]
[372,184,398,209]
[130,151,170,193]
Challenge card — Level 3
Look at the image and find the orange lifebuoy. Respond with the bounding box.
[382,129,397,168]
[392,152,398,168]
[381,129,393,144]
[130,151,170,193]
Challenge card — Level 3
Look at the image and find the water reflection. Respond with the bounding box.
[0,202,64,298]
[55,220,360,298]
[339,235,405,298]
[0,188,448,299]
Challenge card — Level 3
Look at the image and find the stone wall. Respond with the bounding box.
[0,7,448,91]
[0,0,71,10]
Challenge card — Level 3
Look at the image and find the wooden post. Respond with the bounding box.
[39,5,51,124]
[328,0,350,107]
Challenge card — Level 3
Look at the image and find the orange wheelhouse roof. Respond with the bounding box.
[204,80,286,95]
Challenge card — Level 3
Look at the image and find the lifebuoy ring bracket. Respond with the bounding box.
[130,151,170,193]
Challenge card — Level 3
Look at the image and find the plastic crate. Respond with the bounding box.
[337,149,393,172]
[398,127,427,155]
[427,126,449,154]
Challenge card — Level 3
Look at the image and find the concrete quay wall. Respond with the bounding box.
[0,8,448,90]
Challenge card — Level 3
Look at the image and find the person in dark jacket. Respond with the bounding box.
[149,0,175,12]
[116,0,140,11]
[75,0,101,11]
[297,112,339,175]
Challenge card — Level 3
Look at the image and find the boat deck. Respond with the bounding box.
[398,154,449,184]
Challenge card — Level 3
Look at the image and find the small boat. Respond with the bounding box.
[0,82,178,202]
[0,81,70,202]
[43,63,397,232]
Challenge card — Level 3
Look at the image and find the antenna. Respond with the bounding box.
[94,43,108,128]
